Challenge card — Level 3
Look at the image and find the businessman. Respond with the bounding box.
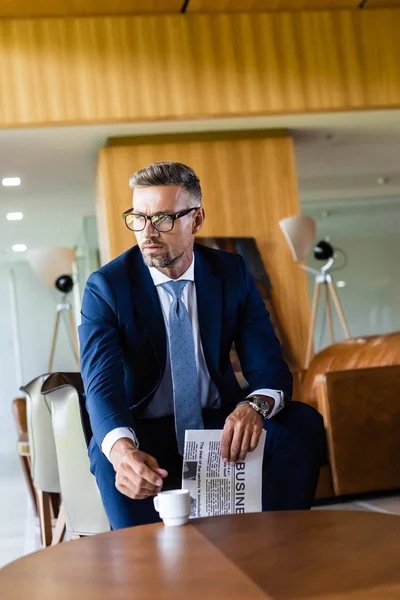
[79,161,325,530]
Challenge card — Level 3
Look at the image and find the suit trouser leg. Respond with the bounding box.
[204,401,326,511]
[88,415,182,530]
[89,401,325,529]
[88,406,242,530]
[260,401,326,510]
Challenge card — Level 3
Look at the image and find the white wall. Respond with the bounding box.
[0,217,99,462]
[0,263,79,458]
[0,266,19,458]
[303,200,400,352]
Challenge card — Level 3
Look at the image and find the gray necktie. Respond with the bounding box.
[160,280,204,455]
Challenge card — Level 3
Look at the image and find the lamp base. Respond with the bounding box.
[48,297,80,371]
[304,273,350,369]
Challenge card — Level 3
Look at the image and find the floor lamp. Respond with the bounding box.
[302,247,350,369]
[26,247,80,371]
[279,216,350,369]
[47,275,80,371]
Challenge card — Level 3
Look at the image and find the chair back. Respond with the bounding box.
[12,397,28,438]
[20,374,61,493]
[12,397,30,456]
[302,331,400,410]
[41,373,110,536]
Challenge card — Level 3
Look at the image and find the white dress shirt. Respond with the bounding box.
[102,255,284,461]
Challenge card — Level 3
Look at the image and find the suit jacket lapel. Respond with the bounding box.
[127,245,222,381]
[194,247,222,379]
[128,250,167,373]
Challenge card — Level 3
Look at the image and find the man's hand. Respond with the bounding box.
[110,438,168,500]
[221,403,264,464]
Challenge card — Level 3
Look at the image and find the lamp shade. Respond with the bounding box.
[26,247,76,291]
[279,216,316,262]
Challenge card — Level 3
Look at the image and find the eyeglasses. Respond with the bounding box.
[122,207,201,233]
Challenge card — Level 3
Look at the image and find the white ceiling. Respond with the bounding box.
[1,109,400,262]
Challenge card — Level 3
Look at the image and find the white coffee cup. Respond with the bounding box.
[153,489,191,526]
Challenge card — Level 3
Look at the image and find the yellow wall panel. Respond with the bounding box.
[187,1,361,11]
[96,132,310,366]
[0,0,183,19]
[1,10,400,127]
[365,0,400,6]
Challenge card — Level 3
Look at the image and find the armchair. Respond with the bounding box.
[301,332,400,498]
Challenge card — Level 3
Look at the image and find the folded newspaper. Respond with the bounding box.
[181,429,266,518]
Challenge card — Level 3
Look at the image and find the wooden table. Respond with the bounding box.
[1,511,400,600]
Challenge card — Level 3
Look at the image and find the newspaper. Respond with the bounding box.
[181,429,266,518]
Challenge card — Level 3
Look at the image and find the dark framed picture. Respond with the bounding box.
[196,237,296,374]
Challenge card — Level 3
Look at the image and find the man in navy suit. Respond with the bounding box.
[79,161,325,530]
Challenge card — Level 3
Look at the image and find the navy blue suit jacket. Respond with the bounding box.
[78,243,292,448]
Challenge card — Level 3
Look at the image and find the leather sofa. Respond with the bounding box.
[298,332,400,499]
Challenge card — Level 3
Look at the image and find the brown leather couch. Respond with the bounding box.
[298,332,400,499]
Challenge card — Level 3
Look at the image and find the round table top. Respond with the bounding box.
[1,510,400,600]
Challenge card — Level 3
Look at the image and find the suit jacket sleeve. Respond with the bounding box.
[234,256,293,400]
[78,271,133,448]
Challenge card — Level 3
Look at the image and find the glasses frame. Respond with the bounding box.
[122,207,201,233]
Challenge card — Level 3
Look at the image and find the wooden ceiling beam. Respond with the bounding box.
[1,0,399,19]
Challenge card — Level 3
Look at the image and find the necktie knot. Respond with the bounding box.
[160,280,190,322]
[160,280,189,301]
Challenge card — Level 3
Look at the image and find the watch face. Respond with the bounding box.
[251,397,270,417]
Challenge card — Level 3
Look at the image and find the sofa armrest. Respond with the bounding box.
[291,368,306,402]
[315,364,400,496]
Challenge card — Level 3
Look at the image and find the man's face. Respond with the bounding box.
[133,185,204,269]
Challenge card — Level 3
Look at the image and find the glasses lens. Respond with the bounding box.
[125,214,146,231]
[152,214,174,232]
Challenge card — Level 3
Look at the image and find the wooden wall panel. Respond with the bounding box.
[0,1,183,19]
[96,132,309,366]
[0,0,369,19]
[187,0,361,12]
[1,10,400,128]
[365,0,400,6]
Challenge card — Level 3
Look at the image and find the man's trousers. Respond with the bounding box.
[89,401,326,530]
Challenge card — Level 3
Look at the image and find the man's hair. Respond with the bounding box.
[129,161,202,206]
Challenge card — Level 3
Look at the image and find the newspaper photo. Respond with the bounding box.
[181,429,266,518]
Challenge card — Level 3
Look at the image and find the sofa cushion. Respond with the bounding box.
[303,332,400,409]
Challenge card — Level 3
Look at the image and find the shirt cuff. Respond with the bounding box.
[240,388,285,419]
[101,427,139,462]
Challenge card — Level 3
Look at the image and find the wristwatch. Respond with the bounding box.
[247,395,273,419]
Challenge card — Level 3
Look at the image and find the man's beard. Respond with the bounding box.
[141,247,182,269]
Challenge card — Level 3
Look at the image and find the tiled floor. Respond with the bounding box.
[0,454,41,569]
[1,460,400,569]
[312,497,400,514]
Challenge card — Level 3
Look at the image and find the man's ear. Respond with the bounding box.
[192,208,205,235]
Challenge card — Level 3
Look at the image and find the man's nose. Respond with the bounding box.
[143,219,159,238]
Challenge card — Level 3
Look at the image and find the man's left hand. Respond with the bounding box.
[221,402,264,464]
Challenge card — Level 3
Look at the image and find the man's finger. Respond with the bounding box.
[229,426,244,464]
[118,464,160,491]
[118,484,153,500]
[145,456,168,480]
[238,430,251,462]
[146,455,162,471]
[250,429,262,452]
[133,462,164,487]
[134,479,162,494]
[117,474,162,497]
[116,471,160,494]
[155,468,168,478]
[221,422,234,461]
